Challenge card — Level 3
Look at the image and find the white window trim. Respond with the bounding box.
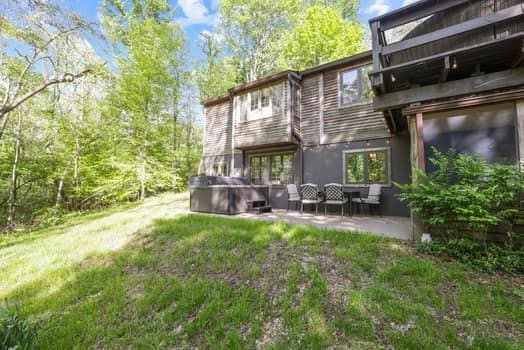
[237,83,284,122]
[338,64,372,108]
[342,147,392,187]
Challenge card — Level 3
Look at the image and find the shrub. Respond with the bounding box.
[0,302,34,350]
[418,238,524,273]
[397,149,524,245]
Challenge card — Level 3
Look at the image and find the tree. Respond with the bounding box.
[279,5,364,71]
[101,0,186,200]
[0,0,100,140]
[195,31,240,100]
[219,0,301,82]
[306,0,359,20]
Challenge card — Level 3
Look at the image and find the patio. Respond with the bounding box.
[235,209,412,240]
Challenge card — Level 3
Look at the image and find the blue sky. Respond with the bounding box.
[64,0,416,64]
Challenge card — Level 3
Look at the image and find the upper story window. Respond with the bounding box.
[339,65,373,107]
[237,83,284,122]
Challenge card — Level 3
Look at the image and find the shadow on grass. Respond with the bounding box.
[4,214,523,349]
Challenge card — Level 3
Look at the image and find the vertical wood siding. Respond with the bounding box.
[323,67,389,143]
[204,100,233,157]
[234,81,291,148]
[300,75,321,145]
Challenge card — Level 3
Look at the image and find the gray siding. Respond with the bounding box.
[302,135,411,217]
[234,81,291,148]
[204,100,233,157]
[301,75,321,145]
[322,69,390,142]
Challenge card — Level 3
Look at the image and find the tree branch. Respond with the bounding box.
[0,68,92,116]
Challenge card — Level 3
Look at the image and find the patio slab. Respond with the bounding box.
[235,209,412,240]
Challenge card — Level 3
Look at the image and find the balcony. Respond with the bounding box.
[369,0,524,113]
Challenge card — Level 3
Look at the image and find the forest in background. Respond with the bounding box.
[0,0,364,231]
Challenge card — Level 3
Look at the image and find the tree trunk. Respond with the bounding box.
[139,154,146,201]
[0,112,9,141]
[6,112,21,232]
[172,99,178,191]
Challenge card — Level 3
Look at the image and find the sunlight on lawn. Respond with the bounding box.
[0,193,189,299]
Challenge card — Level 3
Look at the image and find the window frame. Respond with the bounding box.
[249,151,295,185]
[236,82,284,122]
[338,64,373,108]
[343,147,391,187]
[212,162,229,177]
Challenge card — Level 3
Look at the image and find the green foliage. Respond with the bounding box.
[0,302,34,350]
[397,149,524,241]
[280,5,364,70]
[418,238,524,273]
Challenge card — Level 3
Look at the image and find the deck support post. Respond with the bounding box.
[517,99,524,170]
[408,112,425,241]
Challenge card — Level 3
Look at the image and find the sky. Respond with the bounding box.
[64,0,418,64]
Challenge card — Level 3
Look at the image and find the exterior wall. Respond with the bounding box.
[234,80,292,148]
[302,135,411,217]
[322,67,390,143]
[203,100,233,157]
[301,61,390,147]
[301,74,321,145]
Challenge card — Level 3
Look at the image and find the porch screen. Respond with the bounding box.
[423,102,517,171]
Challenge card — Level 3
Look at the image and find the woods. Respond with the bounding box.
[0,0,365,231]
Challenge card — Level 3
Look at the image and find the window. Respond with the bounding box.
[250,90,260,111]
[237,83,283,122]
[250,153,294,185]
[239,94,248,122]
[261,88,270,108]
[212,163,229,177]
[339,65,373,106]
[344,148,390,185]
[271,84,282,115]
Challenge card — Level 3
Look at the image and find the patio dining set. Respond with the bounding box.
[286,183,383,217]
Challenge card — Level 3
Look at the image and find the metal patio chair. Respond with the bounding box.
[300,183,323,215]
[323,183,348,217]
[286,184,301,211]
[352,184,382,215]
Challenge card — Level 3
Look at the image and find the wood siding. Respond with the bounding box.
[390,0,522,66]
[204,100,232,156]
[300,75,321,145]
[323,68,389,143]
[234,81,292,148]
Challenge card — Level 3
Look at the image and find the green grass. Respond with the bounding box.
[1,194,523,349]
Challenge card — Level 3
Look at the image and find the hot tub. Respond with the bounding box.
[189,176,269,215]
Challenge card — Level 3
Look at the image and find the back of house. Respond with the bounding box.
[199,0,524,236]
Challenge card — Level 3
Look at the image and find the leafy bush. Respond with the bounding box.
[418,238,524,273]
[397,149,524,244]
[0,302,34,350]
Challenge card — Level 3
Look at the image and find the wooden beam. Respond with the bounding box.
[415,112,425,172]
[381,5,523,56]
[377,33,523,75]
[513,40,524,68]
[373,67,524,111]
[376,0,471,31]
[370,20,382,73]
[402,88,524,115]
[517,99,524,171]
[439,56,450,83]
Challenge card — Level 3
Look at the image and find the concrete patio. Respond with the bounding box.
[235,209,412,240]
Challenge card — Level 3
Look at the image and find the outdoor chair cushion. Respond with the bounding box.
[302,199,323,204]
[324,199,348,205]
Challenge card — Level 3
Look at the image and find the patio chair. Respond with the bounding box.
[323,183,348,217]
[352,184,382,216]
[286,184,301,211]
[300,183,323,215]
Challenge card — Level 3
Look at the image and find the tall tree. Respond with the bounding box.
[101,0,186,200]
[219,0,301,82]
[0,0,100,140]
[279,5,364,71]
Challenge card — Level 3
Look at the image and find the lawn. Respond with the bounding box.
[1,194,523,349]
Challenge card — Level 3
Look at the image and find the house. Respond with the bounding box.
[198,0,524,238]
